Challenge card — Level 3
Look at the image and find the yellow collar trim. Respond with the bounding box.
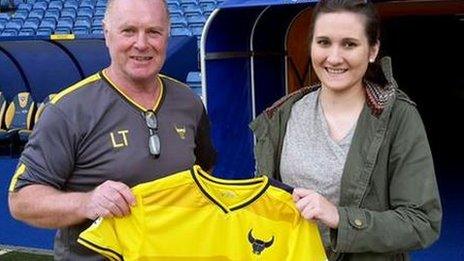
[102,70,164,112]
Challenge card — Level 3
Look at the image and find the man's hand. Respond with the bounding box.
[293,188,339,228]
[81,181,136,220]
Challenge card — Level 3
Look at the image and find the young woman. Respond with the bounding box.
[250,0,442,259]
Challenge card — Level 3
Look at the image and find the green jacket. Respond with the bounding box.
[249,58,441,261]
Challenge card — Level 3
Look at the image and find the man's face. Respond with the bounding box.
[104,0,170,83]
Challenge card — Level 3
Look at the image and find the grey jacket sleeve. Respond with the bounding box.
[332,104,442,253]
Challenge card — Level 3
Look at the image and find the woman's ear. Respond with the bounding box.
[369,40,380,63]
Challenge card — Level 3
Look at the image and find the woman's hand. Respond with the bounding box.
[293,188,340,228]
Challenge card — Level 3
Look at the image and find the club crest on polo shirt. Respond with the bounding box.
[247,229,275,255]
[174,125,186,139]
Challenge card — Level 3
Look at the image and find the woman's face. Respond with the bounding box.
[311,11,379,93]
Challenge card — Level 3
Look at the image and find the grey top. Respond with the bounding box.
[11,72,216,261]
[280,89,355,248]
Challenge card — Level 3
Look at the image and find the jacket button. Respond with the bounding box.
[354,219,363,227]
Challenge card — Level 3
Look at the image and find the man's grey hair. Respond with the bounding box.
[103,0,170,26]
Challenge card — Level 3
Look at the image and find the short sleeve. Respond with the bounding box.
[9,105,77,191]
[78,218,123,261]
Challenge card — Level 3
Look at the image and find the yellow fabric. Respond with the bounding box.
[9,163,26,192]
[101,70,164,112]
[0,98,5,129]
[26,101,35,129]
[5,102,15,128]
[35,94,56,123]
[78,166,327,261]
[51,73,100,105]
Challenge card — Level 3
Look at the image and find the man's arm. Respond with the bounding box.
[9,181,136,229]
[194,108,217,172]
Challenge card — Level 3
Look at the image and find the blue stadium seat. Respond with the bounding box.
[186,71,203,98]
[32,1,48,11]
[181,0,199,10]
[74,18,91,30]
[36,27,53,35]
[73,27,89,35]
[18,28,35,36]
[56,17,73,30]
[44,9,60,21]
[0,13,10,23]
[171,16,188,28]
[167,1,180,8]
[95,0,107,8]
[12,10,29,21]
[61,7,77,20]
[63,0,79,11]
[190,24,203,37]
[91,28,103,35]
[92,17,102,26]
[29,9,45,20]
[171,27,192,36]
[1,28,18,36]
[186,15,206,27]
[12,0,24,7]
[183,6,203,19]
[199,0,217,11]
[77,8,93,20]
[4,20,22,31]
[48,0,63,11]
[168,4,183,16]
[17,3,32,12]
[54,27,71,34]
[23,19,39,30]
[80,0,95,10]
[39,18,56,30]
[203,10,213,18]
[94,7,105,18]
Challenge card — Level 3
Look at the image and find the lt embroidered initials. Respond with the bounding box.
[110,130,129,148]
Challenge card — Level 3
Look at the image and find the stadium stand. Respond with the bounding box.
[186,71,202,97]
[0,0,222,42]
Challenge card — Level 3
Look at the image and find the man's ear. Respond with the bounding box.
[102,21,109,47]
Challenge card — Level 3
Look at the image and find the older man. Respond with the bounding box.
[8,0,215,259]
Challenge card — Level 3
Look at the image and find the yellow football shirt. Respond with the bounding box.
[78,165,327,260]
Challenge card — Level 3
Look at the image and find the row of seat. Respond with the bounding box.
[0,0,221,37]
[186,71,202,99]
[0,0,105,36]
[0,91,54,147]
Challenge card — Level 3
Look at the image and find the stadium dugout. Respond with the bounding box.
[200,0,462,259]
[1,0,463,259]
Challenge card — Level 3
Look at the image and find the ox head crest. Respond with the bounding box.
[247,229,274,255]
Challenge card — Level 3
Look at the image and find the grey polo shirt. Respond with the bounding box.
[10,71,216,260]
